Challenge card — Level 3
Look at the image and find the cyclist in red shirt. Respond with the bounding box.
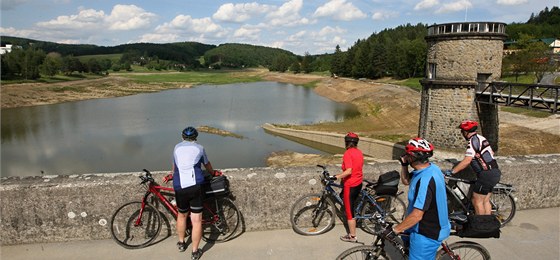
[332,132,364,243]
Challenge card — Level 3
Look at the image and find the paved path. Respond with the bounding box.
[1,207,558,260]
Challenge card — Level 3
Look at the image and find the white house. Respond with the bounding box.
[0,44,13,54]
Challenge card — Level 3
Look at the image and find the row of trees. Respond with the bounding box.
[0,46,119,80]
[330,23,427,79]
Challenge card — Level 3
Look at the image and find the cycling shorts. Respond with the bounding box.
[473,168,501,195]
[341,184,361,220]
[175,184,203,214]
[408,232,441,260]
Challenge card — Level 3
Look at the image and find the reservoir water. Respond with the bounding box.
[1,82,358,177]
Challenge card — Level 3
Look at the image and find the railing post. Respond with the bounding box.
[529,86,533,109]
[507,83,512,106]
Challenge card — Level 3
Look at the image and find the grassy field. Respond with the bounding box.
[118,70,264,85]
[1,73,105,84]
[77,53,122,63]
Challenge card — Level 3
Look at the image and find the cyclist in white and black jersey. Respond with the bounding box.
[446,120,501,215]
[164,126,213,260]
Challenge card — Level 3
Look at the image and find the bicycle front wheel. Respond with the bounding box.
[491,192,516,226]
[361,195,406,234]
[336,245,387,260]
[201,197,241,243]
[110,201,162,249]
[437,241,491,260]
[290,193,336,235]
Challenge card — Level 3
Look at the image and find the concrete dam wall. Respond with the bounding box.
[1,154,559,245]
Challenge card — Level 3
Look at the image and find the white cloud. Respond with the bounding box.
[266,0,312,26]
[313,0,367,21]
[414,0,440,10]
[496,0,528,5]
[233,26,261,40]
[158,15,224,34]
[213,2,272,22]
[35,5,156,32]
[435,0,472,14]
[106,5,157,30]
[372,11,399,20]
[316,26,346,37]
[139,14,228,44]
[138,33,179,43]
[36,8,105,30]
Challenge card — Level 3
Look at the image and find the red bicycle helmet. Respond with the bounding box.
[344,132,359,144]
[405,138,434,160]
[459,120,478,132]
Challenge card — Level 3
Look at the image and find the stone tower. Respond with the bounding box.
[419,22,507,151]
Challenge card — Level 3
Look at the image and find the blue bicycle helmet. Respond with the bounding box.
[182,126,198,140]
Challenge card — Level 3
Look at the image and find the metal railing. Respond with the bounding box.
[475,82,559,113]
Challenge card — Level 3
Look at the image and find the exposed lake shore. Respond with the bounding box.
[2,69,558,167]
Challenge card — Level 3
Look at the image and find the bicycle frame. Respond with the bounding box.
[136,170,223,227]
[317,165,387,222]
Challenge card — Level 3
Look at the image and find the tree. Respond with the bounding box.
[301,52,312,73]
[21,46,45,80]
[87,58,102,74]
[40,53,62,76]
[270,54,292,72]
[290,61,301,74]
[61,55,85,75]
[330,45,345,76]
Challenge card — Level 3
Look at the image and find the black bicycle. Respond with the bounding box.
[445,174,516,227]
[336,212,491,260]
[289,165,406,236]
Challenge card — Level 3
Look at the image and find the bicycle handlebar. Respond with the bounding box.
[140,169,155,184]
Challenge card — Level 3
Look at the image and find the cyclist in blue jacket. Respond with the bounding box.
[390,138,451,260]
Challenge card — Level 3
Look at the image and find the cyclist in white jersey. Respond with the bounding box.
[446,120,501,215]
[166,126,213,260]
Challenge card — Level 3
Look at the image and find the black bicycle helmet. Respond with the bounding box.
[182,126,198,140]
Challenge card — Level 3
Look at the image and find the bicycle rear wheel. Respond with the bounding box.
[201,197,241,243]
[437,241,491,260]
[361,195,406,234]
[336,245,387,260]
[491,192,516,226]
[110,201,162,249]
[290,193,336,235]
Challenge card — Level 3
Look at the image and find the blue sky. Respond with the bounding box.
[1,0,558,55]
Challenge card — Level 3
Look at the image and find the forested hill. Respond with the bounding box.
[505,6,560,39]
[0,36,216,65]
[204,43,295,68]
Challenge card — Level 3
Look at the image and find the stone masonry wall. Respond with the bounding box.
[426,37,504,81]
[1,154,559,245]
[419,81,479,149]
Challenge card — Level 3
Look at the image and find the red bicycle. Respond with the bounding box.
[110,169,241,249]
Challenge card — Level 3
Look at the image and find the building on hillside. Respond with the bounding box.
[503,38,560,55]
[0,44,13,54]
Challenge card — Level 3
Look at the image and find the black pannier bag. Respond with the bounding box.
[374,170,400,195]
[204,175,230,197]
[456,215,501,238]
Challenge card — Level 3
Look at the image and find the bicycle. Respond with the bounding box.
[110,169,241,249]
[336,211,491,260]
[289,165,406,236]
[445,174,516,227]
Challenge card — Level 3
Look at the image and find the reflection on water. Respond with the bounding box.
[1,82,359,177]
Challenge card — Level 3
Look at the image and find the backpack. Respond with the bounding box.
[374,171,400,196]
[456,215,501,238]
